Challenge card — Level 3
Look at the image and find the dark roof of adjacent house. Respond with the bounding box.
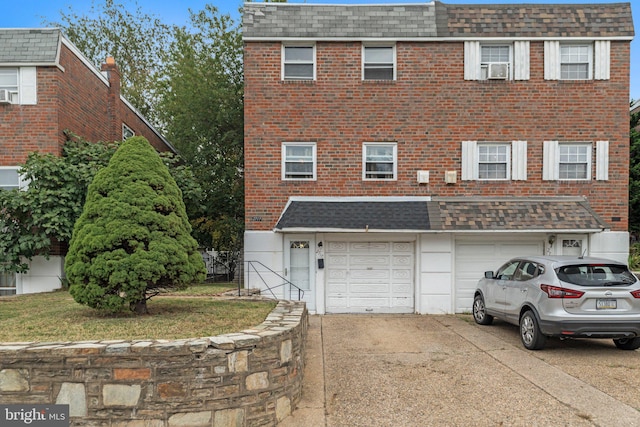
[243,1,634,39]
[275,197,609,232]
[0,28,61,64]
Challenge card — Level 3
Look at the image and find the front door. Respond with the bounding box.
[284,236,315,311]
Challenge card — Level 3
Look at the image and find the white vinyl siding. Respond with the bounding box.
[461,141,526,181]
[545,41,608,80]
[282,45,315,80]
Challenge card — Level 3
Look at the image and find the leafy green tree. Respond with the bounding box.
[156,6,244,256]
[50,0,173,122]
[66,137,205,314]
[629,101,640,234]
[0,135,117,273]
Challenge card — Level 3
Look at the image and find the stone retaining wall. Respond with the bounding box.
[0,300,307,427]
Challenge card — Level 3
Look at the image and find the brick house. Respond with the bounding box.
[242,2,634,314]
[0,28,175,296]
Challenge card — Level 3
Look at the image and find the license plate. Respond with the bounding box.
[596,299,617,310]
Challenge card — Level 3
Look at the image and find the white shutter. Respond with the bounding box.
[511,141,527,180]
[461,141,477,180]
[513,41,530,81]
[594,41,610,80]
[544,41,560,80]
[596,140,609,181]
[464,41,481,81]
[543,141,559,180]
[19,67,37,105]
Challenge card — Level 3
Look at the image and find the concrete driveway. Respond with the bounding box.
[280,314,640,426]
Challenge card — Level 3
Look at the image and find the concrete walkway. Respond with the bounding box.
[280,314,640,427]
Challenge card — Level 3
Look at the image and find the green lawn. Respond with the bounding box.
[0,283,277,342]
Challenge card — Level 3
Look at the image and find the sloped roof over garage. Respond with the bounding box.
[275,197,609,232]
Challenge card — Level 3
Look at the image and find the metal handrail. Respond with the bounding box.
[244,260,305,301]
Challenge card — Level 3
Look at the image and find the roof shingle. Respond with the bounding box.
[0,29,60,64]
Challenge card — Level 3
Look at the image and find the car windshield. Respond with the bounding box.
[555,264,637,287]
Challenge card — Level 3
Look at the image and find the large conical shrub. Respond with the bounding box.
[66,136,205,314]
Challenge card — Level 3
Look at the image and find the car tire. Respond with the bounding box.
[472,294,493,325]
[613,337,640,350]
[520,310,546,350]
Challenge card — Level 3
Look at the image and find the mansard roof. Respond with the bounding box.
[0,28,61,64]
[243,2,634,40]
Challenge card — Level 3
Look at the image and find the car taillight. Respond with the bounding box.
[631,290,640,299]
[540,284,584,299]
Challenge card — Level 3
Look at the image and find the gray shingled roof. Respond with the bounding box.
[275,198,608,232]
[276,201,431,230]
[243,2,634,39]
[0,29,61,64]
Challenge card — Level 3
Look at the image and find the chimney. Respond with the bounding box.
[101,56,122,142]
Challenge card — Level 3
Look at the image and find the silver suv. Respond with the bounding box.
[473,255,640,350]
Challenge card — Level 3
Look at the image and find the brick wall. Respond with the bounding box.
[244,40,631,231]
[0,301,307,427]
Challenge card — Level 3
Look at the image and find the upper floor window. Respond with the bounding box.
[560,44,592,80]
[461,140,527,181]
[282,45,315,80]
[363,45,395,80]
[282,143,316,180]
[465,41,529,81]
[0,167,27,191]
[122,123,135,140]
[480,45,511,80]
[545,41,609,80]
[363,143,397,180]
[0,68,19,103]
[543,141,607,181]
[478,144,510,180]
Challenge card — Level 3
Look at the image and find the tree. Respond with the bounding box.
[156,6,244,256]
[66,137,205,314]
[629,101,640,234]
[50,0,173,122]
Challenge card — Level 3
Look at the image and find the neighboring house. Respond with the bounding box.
[0,28,175,296]
[242,2,634,314]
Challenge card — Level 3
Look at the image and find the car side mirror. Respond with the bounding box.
[484,271,494,279]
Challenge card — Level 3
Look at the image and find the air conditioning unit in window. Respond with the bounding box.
[488,63,509,80]
[0,89,12,104]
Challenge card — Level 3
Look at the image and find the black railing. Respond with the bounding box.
[244,260,305,301]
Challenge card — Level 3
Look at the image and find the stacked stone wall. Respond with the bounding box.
[0,301,307,427]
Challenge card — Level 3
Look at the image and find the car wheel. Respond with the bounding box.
[472,294,493,325]
[613,337,640,350]
[520,310,546,350]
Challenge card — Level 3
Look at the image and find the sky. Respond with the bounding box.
[0,0,637,101]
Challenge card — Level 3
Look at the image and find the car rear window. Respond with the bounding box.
[555,264,637,287]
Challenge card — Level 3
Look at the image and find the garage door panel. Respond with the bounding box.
[326,240,415,313]
[455,239,543,313]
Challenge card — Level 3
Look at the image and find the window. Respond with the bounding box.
[559,144,591,180]
[0,272,16,296]
[122,123,135,140]
[478,144,510,180]
[560,44,592,80]
[461,141,526,181]
[282,45,315,80]
[363,143,397,180]
[0,67,37,104]
[0,167,26,191]
[282,143,316,180]
[363,46,395,80]
[480,45,511,80]
[0,68,19,102]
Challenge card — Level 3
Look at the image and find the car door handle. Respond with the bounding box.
[520,289,527,293]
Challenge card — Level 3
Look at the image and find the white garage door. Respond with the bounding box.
[326,241,414,313]
[455,239,544,313]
